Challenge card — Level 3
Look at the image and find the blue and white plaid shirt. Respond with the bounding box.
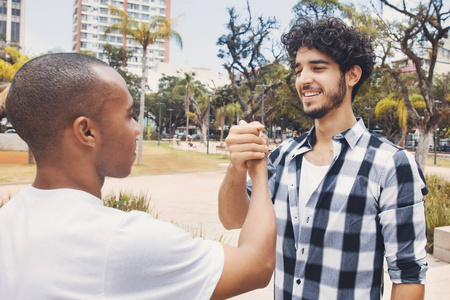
[247,119,428,299]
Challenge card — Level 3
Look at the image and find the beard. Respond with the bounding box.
[303,74,347,119]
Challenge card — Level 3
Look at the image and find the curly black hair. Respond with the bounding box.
[281,17,376,100]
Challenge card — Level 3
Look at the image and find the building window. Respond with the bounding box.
[81,24,88,30]
[99,16,108,23]
[109,36,115,42]
[11,8,20,16]
[0,21,6,38]
[10,22,19,42]
[159,8,165,14]
[117,36,122,43]
[142,5,149,11]
[100,7,107,14]
[81,14,88,21]
[12,0,20,3]
[0,7,6,15]
[82,5,89,12]
[142,14,149,20]
[81,42,87,48]
[128,3,139,10]
[81,33,87,39]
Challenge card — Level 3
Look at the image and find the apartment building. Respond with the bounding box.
[0,0,25,48]
[72,0,171,76]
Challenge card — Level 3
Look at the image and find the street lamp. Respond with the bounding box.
[256,84,270,126]
[168,108,174,139]
[434,127,439,165]
[365,106,374,130]
[207,94,213,155]
[157,102,163,146]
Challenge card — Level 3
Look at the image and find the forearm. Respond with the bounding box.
[391,283,424,300]
[237,170,276,281]
[218,162,250,229]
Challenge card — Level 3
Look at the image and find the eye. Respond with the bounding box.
[295,69,302,77]
[314,66,325,71]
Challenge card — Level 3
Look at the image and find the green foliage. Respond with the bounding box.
[103,191,151,213]
[0,47,30,82]
[292,0,354,20]
[424,174,450,253]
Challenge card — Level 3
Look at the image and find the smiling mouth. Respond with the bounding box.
[303,91,321,97]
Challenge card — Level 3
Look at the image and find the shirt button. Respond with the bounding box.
[301,248,304,254]
[306,217,310,223]
[296,279,301,285]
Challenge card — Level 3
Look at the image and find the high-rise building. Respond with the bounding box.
[72,0,171,76]
[0,0,25,48]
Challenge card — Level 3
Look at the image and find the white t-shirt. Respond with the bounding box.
[298,157,329,224]
[0,186,224,300]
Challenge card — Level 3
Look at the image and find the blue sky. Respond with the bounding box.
[24,0,298,73]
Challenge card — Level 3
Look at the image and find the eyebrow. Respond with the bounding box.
[293,59,331,69]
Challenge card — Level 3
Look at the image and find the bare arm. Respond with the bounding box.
[212,137,276,299]
[391,283,424,300]
[218,121,268,229]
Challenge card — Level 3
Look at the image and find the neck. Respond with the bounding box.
[33,162,104,199]
[313,100,357,145]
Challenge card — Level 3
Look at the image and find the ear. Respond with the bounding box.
[72,116,99,148]
[346,65,362,88]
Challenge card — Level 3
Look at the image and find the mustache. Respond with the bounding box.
[301,85,322,91]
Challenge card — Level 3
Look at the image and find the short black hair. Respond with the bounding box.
[6,53,110,159]
[281,17,375,100]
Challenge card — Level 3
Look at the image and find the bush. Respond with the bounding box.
[103,190,151,213]
[424,174,450,253]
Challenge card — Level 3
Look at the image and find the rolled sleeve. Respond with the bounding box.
[378,150,428,284]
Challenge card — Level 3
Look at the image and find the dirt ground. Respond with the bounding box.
[0,151,28,164]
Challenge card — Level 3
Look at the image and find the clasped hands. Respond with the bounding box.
[225,120,269,178]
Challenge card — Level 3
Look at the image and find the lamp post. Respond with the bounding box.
[147,111,151,140]
[168,108,174,139]
[434,128,439,165]
[365,106,374,130]
[207,94,213,154]
[157,102,163,146]
[256,84,270,126]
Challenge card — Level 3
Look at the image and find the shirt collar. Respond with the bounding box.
[300,118,366,150]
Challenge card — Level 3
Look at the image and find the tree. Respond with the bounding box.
[0,47,29,82]
[373,0,450,169]
[105,5,182,164]
[172,73,211,144]
[146,75,186,139]
[217,0,280,122]
[292,0,354,20]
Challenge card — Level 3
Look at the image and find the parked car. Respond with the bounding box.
[5,129,16,134]
[190,134,200,140]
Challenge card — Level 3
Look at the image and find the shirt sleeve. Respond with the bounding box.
[378,150,428,284]
[103,211,224,300]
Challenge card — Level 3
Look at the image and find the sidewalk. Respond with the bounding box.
[1,168,449,299]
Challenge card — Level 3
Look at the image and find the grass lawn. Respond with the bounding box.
[0,141,230,184]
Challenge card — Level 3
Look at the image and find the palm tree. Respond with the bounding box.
[375,94,425,147]
[215,102,242,141]
[106,6,182,164]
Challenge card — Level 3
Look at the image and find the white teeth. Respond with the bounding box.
[304,91,320,97]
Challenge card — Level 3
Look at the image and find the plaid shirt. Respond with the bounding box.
[247,119,428,299]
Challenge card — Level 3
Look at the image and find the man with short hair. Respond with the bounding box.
[219,17,428,299]
[0,53,276,299]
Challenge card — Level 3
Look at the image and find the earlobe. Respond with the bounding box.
[73,116,97,148]
[346,65,362,87]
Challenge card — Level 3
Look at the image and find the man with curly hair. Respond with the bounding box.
[218,17,428,299]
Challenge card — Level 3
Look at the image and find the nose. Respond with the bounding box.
[133,119,141,136]
[296,68,313,87]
